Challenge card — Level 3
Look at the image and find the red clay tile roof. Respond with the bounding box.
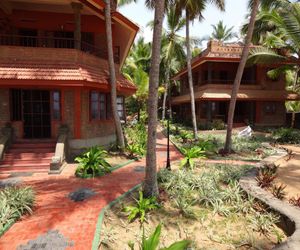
[0,60,136,91]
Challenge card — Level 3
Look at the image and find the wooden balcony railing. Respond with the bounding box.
[0,34,120,64]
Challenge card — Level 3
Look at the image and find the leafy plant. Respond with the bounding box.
[180,147,206,169]
[271,184,286,200]
[179,130,193,143]
[197,139,218,154]
[75,147,111,178]
[0,186,35,231]
[129,224,191,250]
[248,212,279,237]
[127,143,145,158]
[289,196,300,207]
[124,191,159,223]
[125,122,147,157]
[256,164,278,188]
[272,128,300,144]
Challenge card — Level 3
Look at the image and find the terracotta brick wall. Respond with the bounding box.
[80,89,116,139]
[257,101,286,126]
[64,90,75,139]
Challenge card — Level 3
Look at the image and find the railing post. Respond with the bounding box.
[71,2,83,50]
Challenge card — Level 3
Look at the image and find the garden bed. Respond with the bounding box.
[99,164,286,249]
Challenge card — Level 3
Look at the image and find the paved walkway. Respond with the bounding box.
[275,145,300,199]
[0,132,182,250]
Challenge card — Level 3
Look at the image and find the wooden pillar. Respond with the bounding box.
[207,101,212,124]
[71,2,83,50]
[74,88,81,139]
[255,101,261,124]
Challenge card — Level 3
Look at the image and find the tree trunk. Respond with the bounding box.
[224,0,259,153]
[162,68,170,120]
[291,112,296,128]
[104,0,125,150]
[186,9,198,140]
[143,0,165,197]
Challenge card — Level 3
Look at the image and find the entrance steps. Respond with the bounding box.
[0,140,56,174]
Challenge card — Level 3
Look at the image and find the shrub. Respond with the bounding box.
[0,186,35,231]
[256,164,278,188]
[124,191,159,223]
[272,128,300,144]
[211,119,226,130]
[271,184,286,200]
[289,196,300,207]
[197,139,218,154]
[75,147,112,178]
[128,224,190,250]
[180,146,206,169]
[125,122,147,157]
[248,212,279,237]
[179,130,193,143]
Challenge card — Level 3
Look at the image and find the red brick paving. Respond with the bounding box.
[0,132,182,250]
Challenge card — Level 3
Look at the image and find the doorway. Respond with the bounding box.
[22,90,51,138]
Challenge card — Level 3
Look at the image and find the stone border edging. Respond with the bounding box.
[239,146,300,249]
[91,183,142,250]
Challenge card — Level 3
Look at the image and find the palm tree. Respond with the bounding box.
[211,21,236,42]
[175,0,225,140]
[124,67,149,120]
[143,0,166,197]
[104,0,125,150]
[160,6,187,120]
[223,0,260,153]
[246,0,300,128]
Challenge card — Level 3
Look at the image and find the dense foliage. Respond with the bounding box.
[75,147,112,178]
[272,128,300,144]
[125,122,147,158]
[0,186,35,232]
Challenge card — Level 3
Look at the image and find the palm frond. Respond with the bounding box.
[247,47,287,65]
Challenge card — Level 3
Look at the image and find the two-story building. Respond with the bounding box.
[171,40,300,128]
[0,0,138,173]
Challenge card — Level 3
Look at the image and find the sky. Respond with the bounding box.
[119,0,249,46]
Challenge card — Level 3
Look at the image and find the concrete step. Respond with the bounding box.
[3,152,54,159]
[0,162,50,168]
[6,148,55,154]
[11,143,56,149]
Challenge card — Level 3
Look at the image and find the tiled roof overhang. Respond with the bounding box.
[172,88,300,105]
[0,61,136,95]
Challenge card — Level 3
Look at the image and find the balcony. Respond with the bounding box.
[0,34,120,64]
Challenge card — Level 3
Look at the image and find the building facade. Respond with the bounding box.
[171,41,300,128]
[0,0,138,157]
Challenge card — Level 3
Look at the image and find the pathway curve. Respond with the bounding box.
[0,132,182,250]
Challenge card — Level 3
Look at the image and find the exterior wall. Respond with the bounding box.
[256,101,286,126]
[0,89,10,131]
[68,89,116,158]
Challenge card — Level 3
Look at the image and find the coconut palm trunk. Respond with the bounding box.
[162,68,170,120]
[224,0,259,153]
[186,9,198,140]
[104,0,125,150]
[291,68,299,128]
[143,0,165,197]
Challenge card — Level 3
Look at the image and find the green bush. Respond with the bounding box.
[211,119,226,130]
[180,146,206,169]
[124,191,159,223]
[0,186,35,231]
[272,128,300,144]
[125,122,147,157]
[75,147,112,178]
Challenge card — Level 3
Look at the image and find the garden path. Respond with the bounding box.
[0,131,181,250]
[275,145,300,199]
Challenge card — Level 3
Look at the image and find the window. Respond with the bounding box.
[52,91,61,120]
[264,102,276,115]
[10,89,22,121]
[117,96,125,120]
[90,91,106,120]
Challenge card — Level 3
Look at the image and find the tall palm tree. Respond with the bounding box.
[161,6,187,120]
[211,21,236,42]
[104,0,125,150]
[144,0,166,197]
[175,0,225,140]
[223,0,260,153]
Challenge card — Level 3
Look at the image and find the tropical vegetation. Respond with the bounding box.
[0,186,35,233]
